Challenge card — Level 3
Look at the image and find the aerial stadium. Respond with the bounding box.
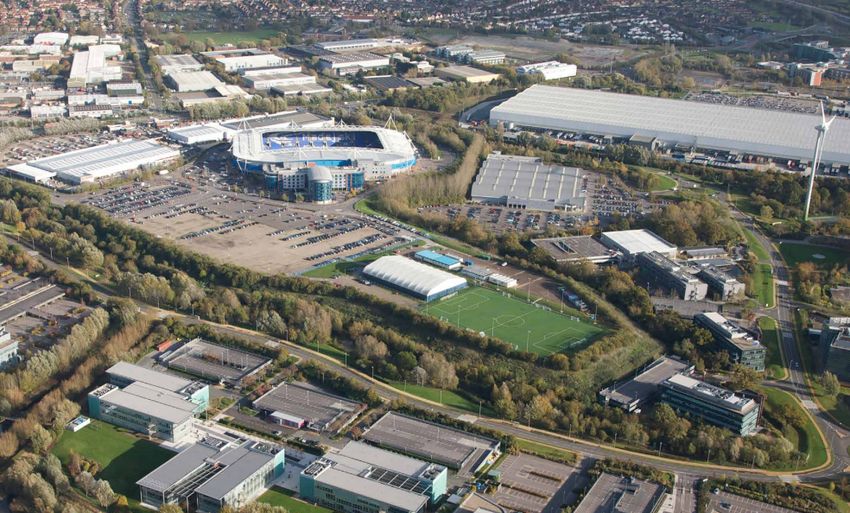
[231,123,417,202]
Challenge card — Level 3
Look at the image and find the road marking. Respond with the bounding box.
[801,399,818,410]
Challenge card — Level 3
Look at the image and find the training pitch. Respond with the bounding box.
[424,287,604,355]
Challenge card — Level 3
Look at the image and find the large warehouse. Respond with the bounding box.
[11,139,180,184]
[490,85,850,166]
[363,256,467,302]
[231,123,418,182]
[471,153,586,211]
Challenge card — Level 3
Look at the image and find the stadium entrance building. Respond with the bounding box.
[232,123,417,203]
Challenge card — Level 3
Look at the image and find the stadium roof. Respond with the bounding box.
[363,256,467,298]
[490,85,850,165]
[220,110,330,131]
[600,229,677,256]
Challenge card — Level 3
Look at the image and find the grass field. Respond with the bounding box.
[778,242,848,269]
[515,438,579,465]
[758,316,787,380]
[752,263,775,308]
[302,240,425,278]
[758,386,828,470]
[260,488,333,513]
[387,380,493,415]
[52,420,174,512]
[185,29,281,45]
[423,286,604,355]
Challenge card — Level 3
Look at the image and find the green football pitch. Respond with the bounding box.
[423,287,605,355]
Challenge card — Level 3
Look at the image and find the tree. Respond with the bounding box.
[94,479,116,507]
[2,199,21,225]
[29,424,53,455]
[491,382,517,420]
[778,403,806,429]
[158,505,184,513]
[418,352,459,390]
[729,364,760,390]
[354,334,388,361]
[822,371,840,397]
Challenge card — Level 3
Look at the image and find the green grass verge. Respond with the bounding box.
[52,420,174,512]
[742,227,771,263]
[185,29,281,45]
[515,438,578,465]
[777,242,849,269]
[387,380,493,415]
[752,263,775,308]
[259,488,333,513]
[757,386,828,470]
[422,286,605,355]
[757,316,787,380]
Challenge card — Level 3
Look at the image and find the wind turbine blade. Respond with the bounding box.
[826,115,837,128]
[820,101,826,123]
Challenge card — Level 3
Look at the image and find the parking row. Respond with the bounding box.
[305,233,387,262]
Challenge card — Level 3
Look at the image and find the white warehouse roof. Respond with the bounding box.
[490,85,850,165]
[363,256,467,298]
[601,229,677,257]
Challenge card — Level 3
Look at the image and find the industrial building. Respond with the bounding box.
[637,252,708,301]
[467,50,505,65]
[531,236,617,264]
[231,123,417,184]
[362,412,500,474]
[362,256,468,302]
[435,65,500,84]
[695,312,765,371]
[241,68,317,91]
[487,273,517,288]
[175,85,252,108]
[574,473,667,513]
[516,61,577,81]
[414,250,463,271]
[67,45,123,87]
[819,318,850,381]
[317,52,391,75]
[471,153,586,212]
[697,266,746,300]
[0,278,64,325]
[166,71,225,92]
[660,373,760,436]
[271,82,333,97]
[599,355,694,412]
[600,229,677,263]
[9,139,180,184]
[137,435,285,512]
[363,75,416,92]
[167,124,234,145]
[155,54,204,75]
[203,48,288,72]
[314,38,386,53]
[159,338,272,385]
[489,85,850,166]
[0,328,19,370]
[300,441,447,513]
[69,104,114,119]
[252,381,364,432]
[87,382,198,443]
[106,361,210,411]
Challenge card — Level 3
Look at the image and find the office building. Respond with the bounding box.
[697,266,745,299]
[600,229,677,262]
[695,313,765,371]
[660,373,760,435]
[574,473,667,513]
[820,317,850,381]
[467,50,505,65]
[138,435,285,512]
[0,328,19,370]
[87,382,197,442]
[637,252,707,301]
[107,361,209,411]
[599,356,693,412]
[300,441,447,513]
[531,236,617,264]
[516,61,577,81]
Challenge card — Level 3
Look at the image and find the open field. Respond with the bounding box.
[387,380,492,415]
[515,439,579,465]
[758,316,786,380]
[186,29,281,45]
[423,287,604,355]
[52,420,174,513]
[259,488,333,513]
[758,386,828,470]
[752,263,775,308]
[778,242,848,269]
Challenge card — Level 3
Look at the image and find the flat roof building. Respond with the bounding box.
[300,441,447,513]
[138,435,285,513]
[242,69,316,91]
[253,381,364,432]
[531,236,617,264]
[363,256,467,302]
[107,361,210,410]
[317,52,390,75]
[600,229,677,261]
[155,54,204,75]
[637,251,708,301]
[0,328,19,370]
[490,85,850,166]
[20,139,180,184]
[68,45,123,87]
[819,318,850,381]
[363,75,415,91]
[167,124,233,145]
[660,373,760,436]
[271,82,333,97]
[516,61,577,81]
[362,412,500,474]
[471,154,586,212]
[467,50,505,65]
[599,355,694,412]
[574,473,667,513]
[167,70,225,92]
[205,50,287,72]
[160,338,272,385]
[697,266,746,300]
[695,312,765,371]
[435,65,500,84]
[414,250,463,271]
